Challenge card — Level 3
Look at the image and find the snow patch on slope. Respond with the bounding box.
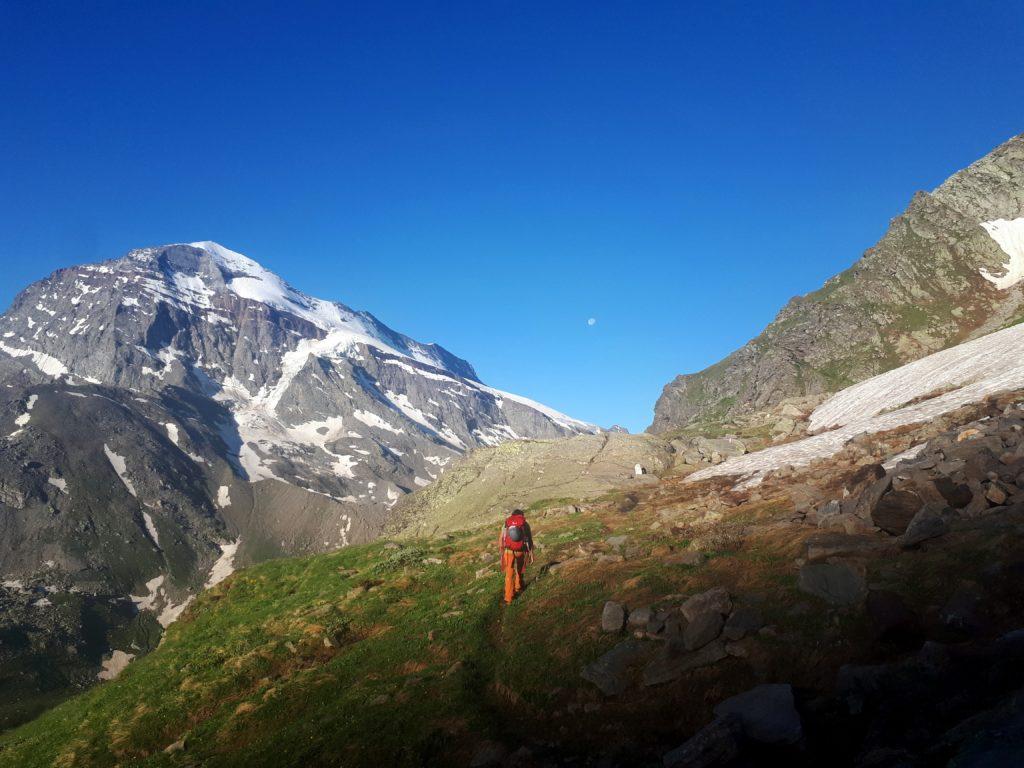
[104,444,137,497]
[689,322,1024,487]
[97,650,135,681]
[14,394,37,427]
[980,218,1024,289]
[0,342,68,377]
[205,540,240,588]
[141,510,160,546]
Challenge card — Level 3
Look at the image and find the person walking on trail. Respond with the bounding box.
[498,509,534,604]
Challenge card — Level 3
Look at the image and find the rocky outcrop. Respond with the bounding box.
[652,134,1024,433]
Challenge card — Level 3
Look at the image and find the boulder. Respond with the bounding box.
[986,483,1008,505]
[684,611,725,651]
[605,535,629,551]
[627,606,654,629]
[805,533,881,560]
[819,512,873,535]
[723,607,764,641]
[681,587,732,622]
[899,504,950,549]
[698,437,746,460]
[662,715,744,768]
[601,601,626,632]
[871,490,923,535]
[643,641,727,687]
[935,476,974,509]
[798,561,866,606]
[713,683,802,744]
[580,639,644,696]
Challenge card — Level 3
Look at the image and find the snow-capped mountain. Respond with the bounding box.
[0,241,595,680]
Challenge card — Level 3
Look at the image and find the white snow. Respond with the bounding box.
[158,596,194,627]
[104,444,138,497]
[980,218,1024,289]
[353,409,403,434]
[165,423,180,445]
[690,321,1024,488]
[130,575,165,612]
[14,394,37,427]
[188,241,452,370]
[470,381,597,432]
[0,342,68,377]
[47,477,67,493]
[141,510,160,546]
[97,650,135,681]
[205,540,240,588]
[217,485,231,508]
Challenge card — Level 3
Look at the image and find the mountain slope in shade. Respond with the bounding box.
[0,241,595,721]
[650,133,1024,434]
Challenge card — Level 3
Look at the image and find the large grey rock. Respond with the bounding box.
[601,601,627,632]
[899,504,950,548]
[713,683,802,745]
[643,641,727,687]
[871,491,924,535]
[662,715,744,768]
[681,587,732,622]
[580,639,644,696]
[627,606,654,628]
[798,561,867,605]
[684,611,725,651]
[723,607,764,641]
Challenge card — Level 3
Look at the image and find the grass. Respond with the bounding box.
[0,504,682,768]
[3,460,1003,768]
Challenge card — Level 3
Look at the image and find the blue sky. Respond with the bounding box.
[2,2,1023,431]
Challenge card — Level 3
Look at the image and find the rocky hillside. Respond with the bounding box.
[4,376,1024,766]
[651,133,1024,434]
[0,241,595,727]
[392,432,671,538]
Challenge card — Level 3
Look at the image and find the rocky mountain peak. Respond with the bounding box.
[650,132,1024,435]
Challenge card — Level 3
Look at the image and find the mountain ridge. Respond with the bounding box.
[650,133,1024,434]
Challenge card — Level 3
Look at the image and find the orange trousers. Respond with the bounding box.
[502,549,526,603]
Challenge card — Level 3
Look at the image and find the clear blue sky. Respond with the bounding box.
[2,2,1023,431]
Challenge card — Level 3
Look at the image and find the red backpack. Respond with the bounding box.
[504,513,528,551]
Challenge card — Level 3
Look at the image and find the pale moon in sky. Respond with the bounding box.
[587,318,597,326]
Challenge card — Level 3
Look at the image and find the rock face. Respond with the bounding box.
[651,134,1024,433]
[0,241,597,717]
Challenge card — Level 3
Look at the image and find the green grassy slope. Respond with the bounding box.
[0,488,802,768]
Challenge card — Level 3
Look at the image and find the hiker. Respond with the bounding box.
[498,509,534,604]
